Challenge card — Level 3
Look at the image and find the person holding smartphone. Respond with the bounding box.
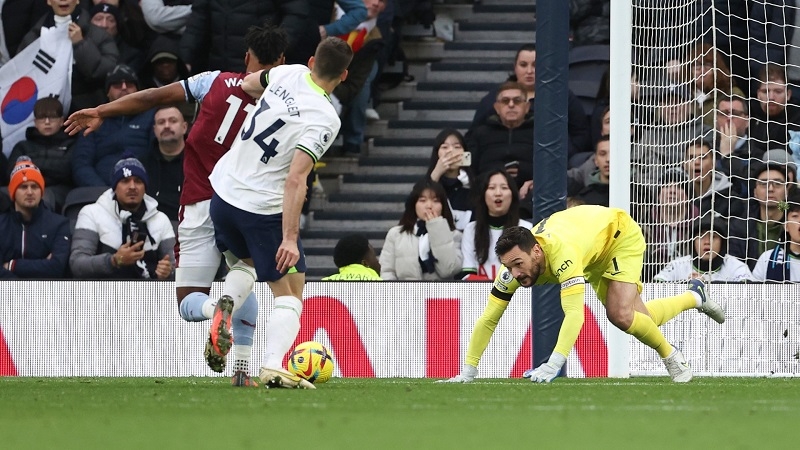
[70,154,175,280]
[426,128,476,231]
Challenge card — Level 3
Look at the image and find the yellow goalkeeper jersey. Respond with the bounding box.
[465,205,645,366]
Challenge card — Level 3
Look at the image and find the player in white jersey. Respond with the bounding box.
[207,37,353,389]
[65,24,289,386]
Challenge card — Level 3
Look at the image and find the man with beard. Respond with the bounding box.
[440,205,726,384]
[70,153,175,280]
[145,106,187,221]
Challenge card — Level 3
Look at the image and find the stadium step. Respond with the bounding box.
[441,41,522,60]
[435,3,536,23]
[455,22,535,42]
[399,100,479,122]
[305,0,535,280]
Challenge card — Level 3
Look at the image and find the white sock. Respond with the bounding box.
[234,345,252,373]
[201,297,217,318]
[263,296,303,369]
[689,291,702,307]
[223,261,257,314]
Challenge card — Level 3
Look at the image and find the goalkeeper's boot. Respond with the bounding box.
[689,279,725,324]
[662,347,692,383]
[205,295,234,373]
[231,370,259,387]
[259,367,316,390]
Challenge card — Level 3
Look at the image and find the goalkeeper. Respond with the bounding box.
[441,205,725,384]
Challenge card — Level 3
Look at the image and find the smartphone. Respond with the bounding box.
[504,160,519,170]
[461,152,472,167]
[131,231,147,245]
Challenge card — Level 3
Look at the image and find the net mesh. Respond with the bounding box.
[628,1,800,282]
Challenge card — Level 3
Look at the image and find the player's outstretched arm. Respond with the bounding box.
[437,292,511,383]
[529,283,585,383]
[64,107,104,136]
[65,83,186,136]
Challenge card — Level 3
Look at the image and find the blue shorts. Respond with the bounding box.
[209,193,306,282]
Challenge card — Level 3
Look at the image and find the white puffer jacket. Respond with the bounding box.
[379,216,463,281]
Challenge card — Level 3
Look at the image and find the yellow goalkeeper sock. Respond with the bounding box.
[625,311,672,358]
[645,292,698,326]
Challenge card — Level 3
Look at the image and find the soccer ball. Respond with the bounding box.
[288,341,335,384]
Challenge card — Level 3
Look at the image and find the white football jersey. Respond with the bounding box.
[461,219,533,280]
[210,64,340,215]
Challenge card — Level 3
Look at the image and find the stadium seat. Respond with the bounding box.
[62,186,108,231]
[568,79,601,118]
[568,44,610,84]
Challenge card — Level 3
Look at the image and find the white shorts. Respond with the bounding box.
[175,200,222,288]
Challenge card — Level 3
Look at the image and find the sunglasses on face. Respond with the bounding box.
[496,96,526,106]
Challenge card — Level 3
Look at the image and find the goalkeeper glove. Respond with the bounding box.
[436,364,478,383]
[529,352,567,383]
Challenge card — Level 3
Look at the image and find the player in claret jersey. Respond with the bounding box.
[440,205,727,384]
[65,23,289,387]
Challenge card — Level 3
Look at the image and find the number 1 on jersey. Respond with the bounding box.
[215,95,255,144]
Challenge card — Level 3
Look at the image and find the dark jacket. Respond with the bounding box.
[728,201,785,271]
[145,149,184,221]
[1,0,50,60]
[471,89,591,159]
[574,175,609,207]
[19,10,119,112]
[748,102,800,155]
[71,110,156,187]
[569,0,610,46]
[180,0,307,73]
[8,128,76,187]
[465,114,535,187]
[140,35,190,89]
[0,204,71,279]
[333,38,385,106]
[288,0,367,63]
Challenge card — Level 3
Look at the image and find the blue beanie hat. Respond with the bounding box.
[111,153,148,189]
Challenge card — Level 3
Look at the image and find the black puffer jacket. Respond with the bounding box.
[179,0,307,73]
[7,127,76,187]
[465,114,535,188]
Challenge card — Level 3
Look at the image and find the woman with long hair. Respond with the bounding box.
[426,128,475,231]
[379,179,463,280]
[459,170,532,280]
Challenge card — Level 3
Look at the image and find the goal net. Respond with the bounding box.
[610,1,800,376]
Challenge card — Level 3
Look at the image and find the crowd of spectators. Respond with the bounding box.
[3,0,800,283]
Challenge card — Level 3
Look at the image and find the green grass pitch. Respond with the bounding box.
[1,377,797,449]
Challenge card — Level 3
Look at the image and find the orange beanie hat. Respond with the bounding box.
[8,156,45,199]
